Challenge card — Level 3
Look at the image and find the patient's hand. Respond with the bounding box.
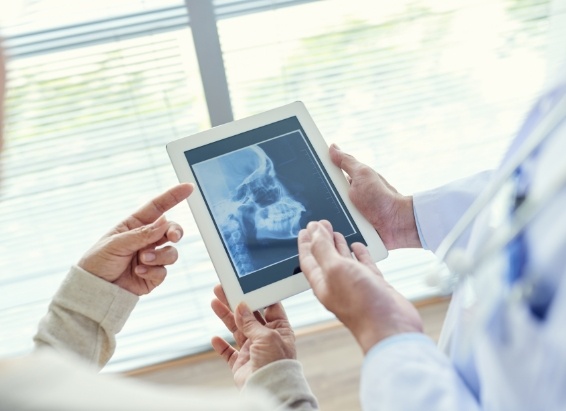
[210,285,296,388]
[78,183,193,295]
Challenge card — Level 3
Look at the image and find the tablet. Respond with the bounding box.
[166,101,388,311]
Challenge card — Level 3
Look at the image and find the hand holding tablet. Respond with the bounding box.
[166,102,387,311]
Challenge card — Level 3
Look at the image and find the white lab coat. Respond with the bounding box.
[360,83,566,410]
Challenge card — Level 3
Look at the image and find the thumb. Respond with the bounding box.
[111,215,170,254]
[329,143,363,177]
[235,303,266,341]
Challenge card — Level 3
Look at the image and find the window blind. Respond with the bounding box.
[0,0,557,373]
[0,1,214,372]
[215,0,553,308]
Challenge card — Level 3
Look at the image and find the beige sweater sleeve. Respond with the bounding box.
[244,360,319,410]
[28,266,319,410]
[33,265,139,368]
[0,350,283,411]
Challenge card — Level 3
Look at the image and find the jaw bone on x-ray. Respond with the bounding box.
[197,145,306,277]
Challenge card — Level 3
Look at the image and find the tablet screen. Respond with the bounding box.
[186,116,366,293]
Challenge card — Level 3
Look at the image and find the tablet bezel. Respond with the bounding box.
[167,101,388,311]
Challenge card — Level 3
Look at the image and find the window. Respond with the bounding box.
[0,0,558,372]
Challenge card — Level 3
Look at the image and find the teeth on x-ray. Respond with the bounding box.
[255,198,305,240]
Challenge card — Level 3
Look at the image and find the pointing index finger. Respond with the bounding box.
[131,183,193,226]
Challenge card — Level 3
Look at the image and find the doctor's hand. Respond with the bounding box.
[210,285,296,389]
[329,144,421,250]
[77,183,193,296]
[298,220,423,354]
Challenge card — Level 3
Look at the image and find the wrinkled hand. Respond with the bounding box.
[78,183,194,296]
[298,220,423,354]
[210,285,296,389]
[329,144,420,249]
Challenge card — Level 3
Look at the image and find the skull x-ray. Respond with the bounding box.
[188,118,364,292]
[194,144,306,277]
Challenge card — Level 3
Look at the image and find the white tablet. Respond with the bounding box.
[166,101,388,311]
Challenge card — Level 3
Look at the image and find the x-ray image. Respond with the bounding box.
[189,121,361,289]
[168,102,390,306]
[194,143,306,277]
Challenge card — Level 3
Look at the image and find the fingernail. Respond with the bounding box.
[174,229,182,241]
[135,265,147,274]
[307,221,320,232]
[332,143,341,151]
[237,303,252,318]
[143,252,156,262]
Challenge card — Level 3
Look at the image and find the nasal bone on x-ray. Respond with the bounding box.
[208,145,306,276]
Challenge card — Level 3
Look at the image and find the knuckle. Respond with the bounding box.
[355,165,373,178]
[138,225,155,240]
[151,199,167,215]
[325,260,343,276]
[263,329,283,345]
